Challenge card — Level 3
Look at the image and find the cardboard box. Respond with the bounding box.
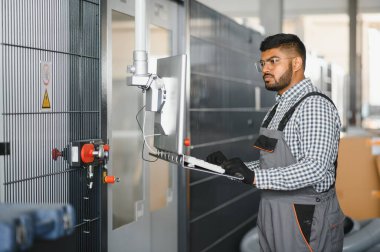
[336,137,380,220]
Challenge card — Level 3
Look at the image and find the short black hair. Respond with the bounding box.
[260,33,306,70]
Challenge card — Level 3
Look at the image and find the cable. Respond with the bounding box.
[142,109,161,154]
[136,105,159,162]
[135,105,145,132]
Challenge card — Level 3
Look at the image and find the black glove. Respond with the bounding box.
[206,151,227,165]
[222,158,255,185]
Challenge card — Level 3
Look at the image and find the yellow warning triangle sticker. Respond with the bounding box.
[42,90,51,109]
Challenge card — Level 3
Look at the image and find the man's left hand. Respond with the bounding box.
[222,158,255,185]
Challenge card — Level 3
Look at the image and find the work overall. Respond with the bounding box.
[253,92,345,252]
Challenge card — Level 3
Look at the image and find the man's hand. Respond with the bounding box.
[222,158,255,185]
[206,151,227,165]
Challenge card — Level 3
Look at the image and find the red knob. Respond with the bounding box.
[104,175,116,184]
[184,138,191,147]
[103,144,110,152]
[52,148,62,161]
[81,144,95,163]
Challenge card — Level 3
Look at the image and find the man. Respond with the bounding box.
[207,34,345,252]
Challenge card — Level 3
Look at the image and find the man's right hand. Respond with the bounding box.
[206,151,227,165]
[222,158,255,185]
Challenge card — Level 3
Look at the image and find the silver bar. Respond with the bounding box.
[189,107,270,112]
[1,43,99,59]
[192,71,254,85]
[0,0,4,203]
[191,190,258,223]
[200,214,258,252]
[190,134,257,149]
[191,35,255,60]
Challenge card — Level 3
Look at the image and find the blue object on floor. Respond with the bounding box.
[0,204,76,252]
[0,208,35,252]
[32,204,75,240]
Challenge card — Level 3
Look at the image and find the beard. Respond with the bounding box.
[263,63,293,92]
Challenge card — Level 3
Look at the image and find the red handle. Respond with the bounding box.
[104,175,116,184]
[52,148,62,161]
[81,144,95,163]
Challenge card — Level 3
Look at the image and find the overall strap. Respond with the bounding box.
[262,103,279,128]
[277,92,335,132]
[275,91,338,191]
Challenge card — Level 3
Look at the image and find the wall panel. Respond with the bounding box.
[189,1,275,251]
[0,1,102,251]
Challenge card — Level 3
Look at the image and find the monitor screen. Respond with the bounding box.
[153,54,187,155]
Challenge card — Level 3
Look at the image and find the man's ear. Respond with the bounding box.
[293,56,303,71]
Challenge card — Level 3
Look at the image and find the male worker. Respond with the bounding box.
[207,33,345,252]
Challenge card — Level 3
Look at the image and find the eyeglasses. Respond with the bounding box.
[254,57,295,72]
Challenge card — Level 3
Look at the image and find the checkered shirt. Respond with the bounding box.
[245,78,341,192]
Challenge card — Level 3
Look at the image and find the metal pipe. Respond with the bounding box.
[134,0,148,76]
[135,0,146,51]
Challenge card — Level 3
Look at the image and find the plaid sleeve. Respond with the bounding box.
[254,97,340,191]
[244,160,260,171]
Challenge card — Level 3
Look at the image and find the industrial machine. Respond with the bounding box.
[126,0,243,181]
[1,139,118,251]
[52,139,119,187]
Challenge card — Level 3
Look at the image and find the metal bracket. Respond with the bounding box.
[135,200,144,221]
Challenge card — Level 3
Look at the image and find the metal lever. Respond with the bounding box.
[148,152,244,181]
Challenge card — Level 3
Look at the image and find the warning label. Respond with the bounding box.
[42,90,51,108]
[40,61,52,111]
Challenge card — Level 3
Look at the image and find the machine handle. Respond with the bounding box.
[104,175,120,184]
[81,144,95,163]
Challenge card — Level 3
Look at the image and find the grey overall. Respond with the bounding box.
[253,92,345,252]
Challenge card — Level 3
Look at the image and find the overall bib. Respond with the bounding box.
[253,92,345,252]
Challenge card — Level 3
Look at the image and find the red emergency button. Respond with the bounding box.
[184,138,191,147]
[81,143,95,163]
[103,144,110,151]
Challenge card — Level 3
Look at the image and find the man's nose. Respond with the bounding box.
[262,64,271,73]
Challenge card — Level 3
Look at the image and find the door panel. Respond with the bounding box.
[104,0,179,251]
[111,10,144,229]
